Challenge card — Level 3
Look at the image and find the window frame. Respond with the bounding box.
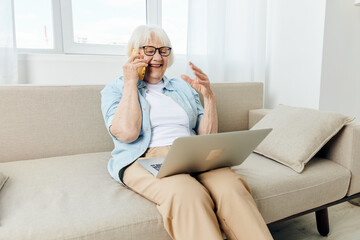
[16,0,162,56]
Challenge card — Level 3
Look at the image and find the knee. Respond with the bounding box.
[200,168,252,195]
[163,175,213,206]
[216,172,253,197]
[235,175,252,194]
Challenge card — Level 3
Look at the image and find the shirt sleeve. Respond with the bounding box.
[100,78,123,139]
[191,87,204,134]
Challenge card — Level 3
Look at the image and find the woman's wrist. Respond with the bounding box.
[204,90,215,101]
[124,79,138,90]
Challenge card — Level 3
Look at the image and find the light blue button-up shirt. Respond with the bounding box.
[101,75,204,186]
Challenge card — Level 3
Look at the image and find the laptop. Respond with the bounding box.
[137,128,272,178]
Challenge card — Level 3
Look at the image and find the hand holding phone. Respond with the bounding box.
[132,49,146,80]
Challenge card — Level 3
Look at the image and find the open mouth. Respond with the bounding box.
[148,64,162,68]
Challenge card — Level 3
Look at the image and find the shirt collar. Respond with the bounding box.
[136,78,146,89]
[163,76,174,90]
[137,75,174,91]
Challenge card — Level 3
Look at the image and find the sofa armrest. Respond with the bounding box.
[320,122,360,196]
[248,109,272,129]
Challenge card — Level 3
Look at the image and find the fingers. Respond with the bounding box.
[182,73,207,85]
[181,74,193,85]
[133,62,148,69]
[128,53,139,62]
[189,61,209,82]
[123,51,147,79]
[127,52,148,69]
[128,51,143,63]
[133,58,148,64]
[193,70,207,80]
[189,61,204,74]
[182,62,209,86]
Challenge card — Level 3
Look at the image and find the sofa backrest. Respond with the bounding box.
[0,82,263,163]
[200,82,263,132]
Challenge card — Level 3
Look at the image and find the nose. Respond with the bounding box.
[152,50,162,60]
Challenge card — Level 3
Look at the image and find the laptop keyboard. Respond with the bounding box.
[151,163,162,171]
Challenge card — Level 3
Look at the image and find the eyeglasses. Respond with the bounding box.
[141,46,172,57]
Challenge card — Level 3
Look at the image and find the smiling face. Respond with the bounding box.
[140,34,169,84]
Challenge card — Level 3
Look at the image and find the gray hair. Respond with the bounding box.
[127,25,174,67]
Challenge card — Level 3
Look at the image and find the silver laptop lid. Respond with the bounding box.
[156,128,272,178]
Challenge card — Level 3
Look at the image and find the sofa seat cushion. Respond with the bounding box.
[232,153,351,223]
[0,152,171,240]
[0,152,351,239]
[0,172,8,191]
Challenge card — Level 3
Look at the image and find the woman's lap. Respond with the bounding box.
[123,160,213,206]
[123,155,252,208]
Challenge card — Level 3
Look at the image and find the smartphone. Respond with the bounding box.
[132,49,146,80]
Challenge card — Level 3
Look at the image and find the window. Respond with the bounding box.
[72,0,146,46]
[61,0,147,54]
[162,0,188,55]
[13,0,188,56]
[14,0,54,49]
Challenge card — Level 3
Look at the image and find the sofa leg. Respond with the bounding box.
[315,208,329,236]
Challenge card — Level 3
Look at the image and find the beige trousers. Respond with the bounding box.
[123,146,273,240]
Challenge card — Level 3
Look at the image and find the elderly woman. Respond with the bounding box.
[101,25,273,240]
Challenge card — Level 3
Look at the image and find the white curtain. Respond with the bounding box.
[186,0,267,83]
[0,0,18,84]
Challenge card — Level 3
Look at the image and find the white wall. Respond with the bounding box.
[265,0,360,122]
[265,0,327,109]
[18,53,187,85]
[319,0,360,120]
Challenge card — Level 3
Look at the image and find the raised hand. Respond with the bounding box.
[123,51,148,84]
[181,62,214,99]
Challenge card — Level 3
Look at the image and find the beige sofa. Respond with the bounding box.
[0,82,359,240]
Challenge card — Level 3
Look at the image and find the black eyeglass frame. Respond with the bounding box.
[140,46,172,57]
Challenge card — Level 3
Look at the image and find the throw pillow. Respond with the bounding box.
[251,104,354,173]
[0,172,9,191]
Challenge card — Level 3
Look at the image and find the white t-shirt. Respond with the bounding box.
[145,80,190,147]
